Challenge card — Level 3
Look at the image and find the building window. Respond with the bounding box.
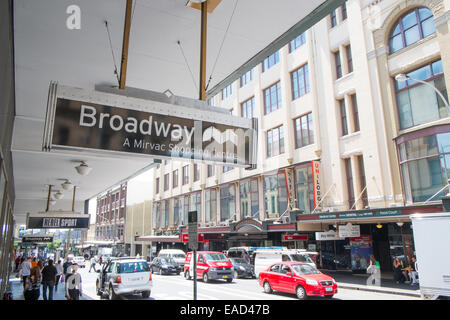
[264,173,288,218]
[223,166,233,173]
[350,94,360,132]
[344,158,355,209]
[291,64,310,100]
[194,164,200,182]
[334,50,342,79]
[264,82,282,114]
[240,69,253,87]
[173,197,179,226]
[153,202,161,229]
[262,51,279,72]
[357,155,368,208]
[160,200,169,228]
[330,10,337,28]
[173,169,179,188]
[189,192,202,217]
[241,97,255,119]
[164,173,169,191]
[182,165,189,185]
[207,165,214,177]
[222,83,233,100]
[339,99,348,136]
[389,7,436,54]
[239,179,259,219]
[398,129,450,203]
[341,4,347,20]
[266,126,285,158]
[155,177,160,194]
[289,33,306,52]
[395,60,447,130]
[294,113,314,149]
[345,44,353,73]
[220,184,236,221]
[295,165,314,214]
[205,189,217,223]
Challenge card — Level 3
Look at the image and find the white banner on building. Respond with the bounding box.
[315,230,344,241]
[338,223,360,238]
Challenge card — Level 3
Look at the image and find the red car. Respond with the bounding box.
[258,262,337,299]
[184,251,234,283]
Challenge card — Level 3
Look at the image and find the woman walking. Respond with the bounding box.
[366,255,380,286]
[55,259,63,291]
[393,257,404,284]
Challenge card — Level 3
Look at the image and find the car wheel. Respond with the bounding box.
[96,280,102,296]
[159,268,163,275]
[226,278,233,283]
[184,270,191,280]
[142,291,151,298]
[203,272,209,283]
[263,281,273,294]
[234,270,239,279]
[177,272,181,275]
[296,285,307,300]
[109,284,118,300]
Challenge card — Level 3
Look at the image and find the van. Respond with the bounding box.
[158,249,186,267]
[184,251,234,283]
[254,249,316,277]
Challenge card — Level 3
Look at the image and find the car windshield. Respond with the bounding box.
[231,258,247,264]
[291,254,314,263]
[291,264,321,275]
[173,254,185,259]
[161,258,176,265]
[119,261,150,273]
[205,254,227,262]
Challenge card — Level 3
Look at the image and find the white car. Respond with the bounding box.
[96,258,152,300]
[72,256,87,268]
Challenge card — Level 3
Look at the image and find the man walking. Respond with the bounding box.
[65,263,83,300]
[41,259,58,300]
[19,256,32,289]
[63,256,73,281]
[89,256,97,273]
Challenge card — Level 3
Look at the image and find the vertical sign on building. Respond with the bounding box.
[284,168,295,210]
[312,161,322,210]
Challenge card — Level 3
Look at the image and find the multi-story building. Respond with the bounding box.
[144,0,449,273]
[95,183,127,255]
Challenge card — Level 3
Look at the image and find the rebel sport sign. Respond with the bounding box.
[43,82,258,168]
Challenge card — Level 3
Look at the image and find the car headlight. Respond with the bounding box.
[239,266,245,271]
[210,267,217,271]
[306,279,319,286]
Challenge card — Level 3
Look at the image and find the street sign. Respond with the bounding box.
[26,211,90,229]
[43,83,258,168]
[188,211,198,250]
[182,233,204,243]
[22,235,54,243]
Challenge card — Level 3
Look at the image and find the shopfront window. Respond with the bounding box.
[240,179,259,219]
[398,129,450,203]
[264,173,288,218]
[220,185,236,221]
[294,165,314,214]
[205,189,217,223]
[173,198,180,226]
[189,192,201,218]
[395,60,448,129]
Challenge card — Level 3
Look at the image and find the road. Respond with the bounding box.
[79,264,419,301]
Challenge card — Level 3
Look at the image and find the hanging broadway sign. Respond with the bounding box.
[43,83,258,168]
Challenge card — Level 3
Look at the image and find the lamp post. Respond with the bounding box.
[395,73,450,115]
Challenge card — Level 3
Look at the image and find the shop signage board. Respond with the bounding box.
[375,209,402,217]
[182,233,204,243]
[312,161,322,210]
[43,83,258,168]
[284,168,295,210]
[282,234,308,241]
[26,211,90,229]
[22,235,54,243]
[315,231,345,241]
[338,223,360,238]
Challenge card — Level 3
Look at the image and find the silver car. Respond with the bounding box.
[96,258,152,300]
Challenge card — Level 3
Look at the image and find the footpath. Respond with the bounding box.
[322,270,421,298]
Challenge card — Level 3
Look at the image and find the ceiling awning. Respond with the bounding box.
[12,0,345,224]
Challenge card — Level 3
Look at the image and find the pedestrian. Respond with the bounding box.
[15,255,22,272]
[23,273,40,301]
[409,256,419,285]
[89,256,96,273]
[54,259,63,292]
[63,257,73,281]
[41,259,58,300]
[393,257,404,284]
[30,260,43,300]
[99,256,103,266]
[19,256,32,289]
[31,257,38,269]
[366,255,381,286]
[65,263,83,300]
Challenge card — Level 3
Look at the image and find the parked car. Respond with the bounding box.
[229,258,256,279]
[254,249,316,277]
[184,251,234,283]
[151,257,181,275]
[258,262,337,300]
[72,256,86,268]
[158,249,186,267]
[96,257,152,300]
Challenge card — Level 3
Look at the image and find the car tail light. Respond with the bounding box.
[114,276,121,284]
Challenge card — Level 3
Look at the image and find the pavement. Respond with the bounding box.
[320,269,422,298]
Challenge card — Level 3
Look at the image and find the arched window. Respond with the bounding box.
[389,7,435,54]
